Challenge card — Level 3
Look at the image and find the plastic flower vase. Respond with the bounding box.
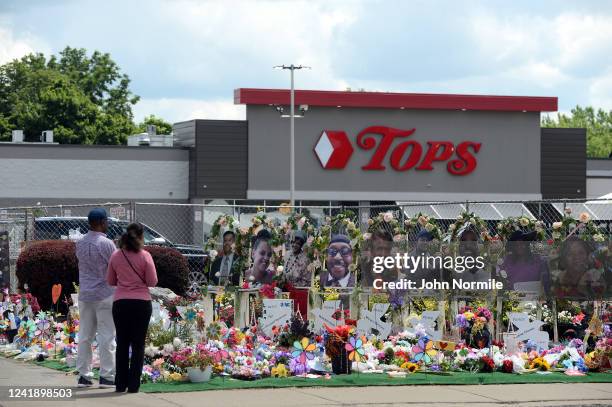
[331,348,352,375]
[186,366,212,383]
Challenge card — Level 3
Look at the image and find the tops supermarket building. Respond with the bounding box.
[0,88,610,242]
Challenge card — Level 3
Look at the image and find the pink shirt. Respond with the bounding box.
[107,249,158,301]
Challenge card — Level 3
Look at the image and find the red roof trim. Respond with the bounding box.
[234,88,557,112]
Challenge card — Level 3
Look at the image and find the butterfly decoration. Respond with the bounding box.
[412,337,437,365]
[292,337,317,365]
[345,335,366,362]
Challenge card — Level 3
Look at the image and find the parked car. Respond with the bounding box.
[32,217,208,276]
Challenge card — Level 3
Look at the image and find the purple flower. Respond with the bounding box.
[456,314,468,329]
[389,290,404,310]
[289,357,307,375]
[429,364,441,372]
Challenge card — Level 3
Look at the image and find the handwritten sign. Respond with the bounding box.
[311,300,344,332]
[407,311,442,340]
[356,303,392,339]
[259,299,293,337]
[508,312,549,350]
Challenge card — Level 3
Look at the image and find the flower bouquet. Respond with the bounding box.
[456,306,492,349]
[324,324,352,374]
[171,344,215,383]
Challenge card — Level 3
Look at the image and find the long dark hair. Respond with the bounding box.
[120,223,144,252]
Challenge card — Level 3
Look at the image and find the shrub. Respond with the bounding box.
[16,240,78,312]
[144,246,188,296]
[16,241,189,312]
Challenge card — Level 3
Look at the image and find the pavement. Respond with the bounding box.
[0,358,611,407]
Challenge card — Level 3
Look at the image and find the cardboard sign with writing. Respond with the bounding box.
[407,311,442,340]
[311,300,344,332]
[508,312,549,350]
[259,299,293,337]
[356,303,392,339]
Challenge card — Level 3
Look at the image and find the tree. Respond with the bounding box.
[542,106,612,158]
[0,47,140,144]
[136,114,173,135]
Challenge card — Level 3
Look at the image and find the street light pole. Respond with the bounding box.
[274,64,310,208]
[290,66,295,208]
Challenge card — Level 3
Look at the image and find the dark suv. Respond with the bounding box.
[33,217,207,275]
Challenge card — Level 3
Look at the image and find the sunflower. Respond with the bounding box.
[401,362,419,373]
[529,357,550,371]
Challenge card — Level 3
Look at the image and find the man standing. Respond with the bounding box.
[210,231,241,286]
[75,208,116,388]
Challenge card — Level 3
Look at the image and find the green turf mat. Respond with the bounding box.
[139,371,612,393]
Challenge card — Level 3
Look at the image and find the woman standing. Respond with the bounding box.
[107,223,158,393]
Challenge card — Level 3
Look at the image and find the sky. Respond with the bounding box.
[1,0,611,123]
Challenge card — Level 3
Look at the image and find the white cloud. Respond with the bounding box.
[155,0,358,91]
[589,71,612,110]
[0,25,47,64]
[133,97,245,123]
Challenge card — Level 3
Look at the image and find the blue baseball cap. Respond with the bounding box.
[88,208,108,222]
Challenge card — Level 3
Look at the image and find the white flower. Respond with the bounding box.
[215,272,220,277]
[209,250,218,261]
[499,269,507,278]
[383,211,394,223]
[363,233,372,240]
[552,231,561,240]
[173,338,182,348]
[578,212,590,223]
[367,219,374,225]
[276,265,284,273]
[393,234,402,242]
[249,275,255,282]
[162,344,174,356]
[448,224,456,231]
[593,234,605,242]
[519,217,529,227]
[145,346,157,357]
[297,217,306,228]
[425,223,434,232]
[552,222,562,230]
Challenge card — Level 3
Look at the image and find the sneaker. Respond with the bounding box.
[99,377,115,388]
[78,376,94,388]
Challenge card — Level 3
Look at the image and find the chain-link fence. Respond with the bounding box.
[1,198,611,290]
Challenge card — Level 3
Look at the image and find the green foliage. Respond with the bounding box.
[136,115,173,135]
[542,106,612,157]
[0,47,139,144]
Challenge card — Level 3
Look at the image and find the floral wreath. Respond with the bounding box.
[365,210,403,238]
[403,213,443,241]
[443,212,492,242]
[238,213,285,275]
[496,217,546,241]
[550,208,606,245]
[205,214,239,253]
[305,211,363,285]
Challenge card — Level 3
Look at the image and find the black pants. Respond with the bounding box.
[112,299,152,392]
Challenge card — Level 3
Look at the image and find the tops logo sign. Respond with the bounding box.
[314,126,481,175]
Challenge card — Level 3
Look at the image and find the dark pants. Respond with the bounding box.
[112,299,152,392]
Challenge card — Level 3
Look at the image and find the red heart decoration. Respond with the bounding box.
[51,284,62,305]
